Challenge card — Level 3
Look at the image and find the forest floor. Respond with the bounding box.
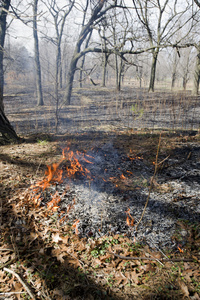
[1,131,200,300]
[0,87,200,299]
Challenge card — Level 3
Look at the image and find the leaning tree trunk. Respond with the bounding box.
[148,50,159,92]
[192,45,200,95]
[64,0,105,105]
[33,0,43,106]
[65,56,78,105]
[0,107,19,143]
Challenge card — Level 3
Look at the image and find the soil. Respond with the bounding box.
[0,86,200,299]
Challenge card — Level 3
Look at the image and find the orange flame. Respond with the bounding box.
[72,219,80,235]
[126,215,130,226]
[120,174,126,180]
[126,170,133,175]
[47,191,61,210]
[178,246,184,253]
[126,208,134,227]
[30,147,94,213]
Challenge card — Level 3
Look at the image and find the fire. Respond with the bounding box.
[29,146,93,214]
[65,151,90,178]
[47,192,61,211]
[72,219,80,235]
[126,170,133,175]
[178,246,184,253]
[126,208,134,227]
[128,150,143,161]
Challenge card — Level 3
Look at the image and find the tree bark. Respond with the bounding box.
[0,1,19,143]
[192,44,200,95]
[0,106,19,143]
[102,53,108,87]
[79,31,93,88]
[65,56,78,105]
[171,52,178,90]
[0,0,10,111]
[148,50,159,92]
[33,0,43,106]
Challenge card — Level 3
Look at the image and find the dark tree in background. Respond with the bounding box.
[0,0,19,143]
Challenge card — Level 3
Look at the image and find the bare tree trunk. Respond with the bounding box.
[58,50,62,89]
[102,53,108,87]
[171,72,176,90]
[64,0,105,105]
[33,0,43,106]
[79,31,93,88]
[115,53,119,91]
[171,52,178,90]
[149,50,158,92]
[65,56,78,105]
[0,0,10,111]
[192,45,200,95]
[0,1,19,143]
[118,57,124,91]
[182,56,190,90]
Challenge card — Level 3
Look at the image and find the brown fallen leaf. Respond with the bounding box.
[0,254,11,264]
[114,271,126,285]
[178,279,189,297]
[51,248,66,263]
[61,236,69,244]
[12,281,23,300]
[140,263,156,272]
[52,232,62,243]
[130,269,140,285]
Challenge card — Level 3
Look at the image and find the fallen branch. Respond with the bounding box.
[107,251,196,262]
[3,267,37,300]
[0,292,26,296]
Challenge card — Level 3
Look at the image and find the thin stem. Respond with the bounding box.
[136,133,161,230]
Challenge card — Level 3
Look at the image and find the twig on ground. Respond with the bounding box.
[0,248,15,251]
[136,133,161,230]
[148,253,164,266]
[0,292,26,296]
[150,239,175,265]
[107,251,195,262]
[3,267,37,300]
[35,161,42,177]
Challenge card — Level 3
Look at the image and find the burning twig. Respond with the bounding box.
[126,208,134,227]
